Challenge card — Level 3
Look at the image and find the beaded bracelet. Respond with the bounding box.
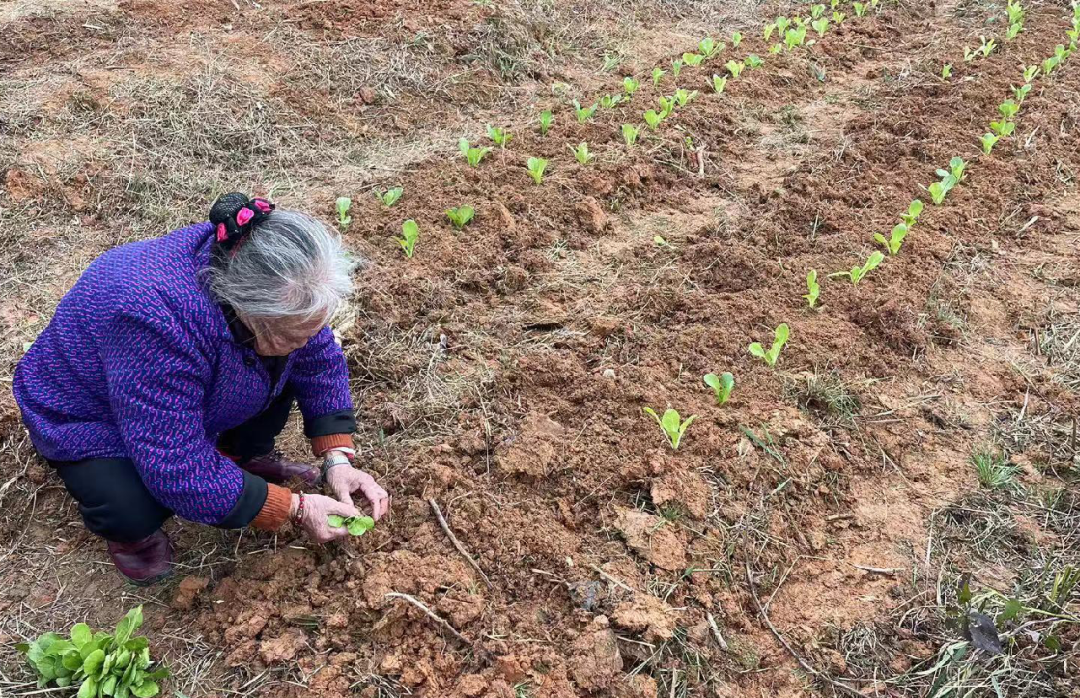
[291,492,305,527]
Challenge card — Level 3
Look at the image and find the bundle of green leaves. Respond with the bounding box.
[17,607,167,698]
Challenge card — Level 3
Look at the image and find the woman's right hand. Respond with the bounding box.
[291,493,359,543]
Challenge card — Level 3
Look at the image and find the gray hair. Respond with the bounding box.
[206,209,353,322]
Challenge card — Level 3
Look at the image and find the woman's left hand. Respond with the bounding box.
[325,465,390,520]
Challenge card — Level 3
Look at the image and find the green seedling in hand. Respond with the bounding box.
[374,186,403,207]
[573,99,598,123]
[487,124,512,148]
[749,323,790,367]
[900,199,924,227]
[652,66,666,85]
[804,269,820,308]
[526,156,548,184]
[643,407,697,450]
[710,75,728,93]
[335,196,352,227]
[704,372,735,405]
[328,514,375,536]
[682,52,705,66]
[539,110,554,135]
[831,250,884,284]
[570,142,594,165]
[731,30,743,47]
[459,138,493,167]
[980,132,999,154]
[643,109,663,130]
[874,223,908,255]
[398,220,419,258]
[725,60,745,78]
[622,124,639,146]
[624,76,641,95]
[600,93,623,108]
[446,205,474,229]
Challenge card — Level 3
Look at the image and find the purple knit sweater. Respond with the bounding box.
[13,222,354,525]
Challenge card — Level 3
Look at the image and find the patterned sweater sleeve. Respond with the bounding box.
[289,326,356,440]
[101,297,267,526]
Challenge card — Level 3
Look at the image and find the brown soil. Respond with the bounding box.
[2,0,1079,697]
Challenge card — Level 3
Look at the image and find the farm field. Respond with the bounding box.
[2,0,1080,696]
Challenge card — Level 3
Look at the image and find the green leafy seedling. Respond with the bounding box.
[775,17,791,33]
[710,74,728,93]
[682,52,705,66]
[1013,83,1031,102]
[833,10,846,24]
[698,37,719,58]
[398,220,419,258]
[526,156,548,184]
[725,60,745,78]
[652,66,666,86]
[643,109,663,130]
[573,99,598,123]
[812,17,829,37]
[673,88,698,107]
[658,96,675,118]
[941,63,952,80]
[764,22,778,41]
[935,156,966,183]
[874,223,908,255]
[539,110,553,135]
[979,36,996,57]
[831,250,884,284]
[748,323,790,367]
[1023,65,1039,82]
[980,132,999,155]
[374,187,403,207]
[599,93,623,109]
[811,4,826,19]
[853,2,866,17]
[1006,22,1022,41]
[900,199,924,228]
[704,372,735,405]
[624,76,641,95]
[570,142,594,165]
[335,197,352,228]
[446,205,475,229]
[671,58,683,78]
[487,124,512,148]
[328,514,376,536]
[746,54,764,68]
[785,25,808,49]
[998,99,1020,120]
[643,407,697,450]
[804,269,820,308]
[990,119,1015,138]
[459,138,493,167]
[731,31,743,47]
[622,124,639,146]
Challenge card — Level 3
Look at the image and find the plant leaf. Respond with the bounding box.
[327,514,346,528]
[748,342,765,359]
[703,373,720,392]
[83,649,105,676]
[70,623,92,649]
[660,409,681,438]
[347,516,375,536]
[78,675,98,698]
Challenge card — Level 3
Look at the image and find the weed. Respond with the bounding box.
[749,323,790,367]
[643,407,697,450]
[971,450,1018,490]
[793,370,860,422]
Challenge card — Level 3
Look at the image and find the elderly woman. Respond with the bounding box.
[13,192,389,585]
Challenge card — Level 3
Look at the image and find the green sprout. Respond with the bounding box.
[445,205,475,229]
[936,156,966,183]
[643,109,663,130]
[487,124,513,148]
[998,99,1020,120]
[811,4,826,19]
[526,156,548,184]
[784,25,808,50]
[831,250,884,285]
[569,142,594,165]
[731,30,743,47]
[374,187,403,207]
[1007,0,1024,26]
[769,43,783,54]
[652,66,666,86]
[853,2,866,17]
[749,323,790,367]
[833,10,846,24]
[941,63,952,80]
[624,76,640,95]
[764,22,778,41]
[874,223,908,256]
[1023,65,1039,82]
[980,132,999,155]
[746,54,764,68]
[682,52,705,67]
[599,93,623,109]
[622,124,639,146]
[990,119,1015,138]
[972,451,1018,490]
[1005,22,1022,41]
[812,17,829,36]
[979,36,996,58]
[573,99,598,123]
[1013,83,1031,102]
[673,88,698,106]
[831,0,839,8]
[328,514,375,536]
[710,75,728,94]
[459,138,493,167]
[725,59,745,78]
[804,269,820,309]
[539,110,553,135]
[671,58,683,78]
[643,407,697,450]
[657,96,675,118]
[703,372,735,406]
[776,16,791,33]
[398,220,419,258]
[698,37,720,58]
[335,196,352,228]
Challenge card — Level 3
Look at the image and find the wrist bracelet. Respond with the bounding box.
[321,452,351,478]
[291,493,305,527]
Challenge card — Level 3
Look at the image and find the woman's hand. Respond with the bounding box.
[325,465,391,520]
[291,493,360,543]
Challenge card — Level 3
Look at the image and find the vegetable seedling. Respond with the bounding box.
[658,96,675,117]
[749,323,790,367]
[643,407,697,450]
[731,31,743,47]
[599,94,622,109]
[941,63,952,80]
[811,4,826,19]
[725,60,745,78]
[900,199,924,227]
[784,26,807,49]
[398,220,419,258]
[459,138,493,167]
[1013,83,1031,102]
[812,18,829,36]
[980,132,999,154]
[374,187,403,207]
[570,142,594,165]
[804,269,820,308]
[746,54,764,68]
[1023,65,1039,82]
[853,2,866,16]
[769,43,783,54]
[673,88,698,106]
[998,99,1020,120]
[979,36,996,58]
[963,47,977,62]
[936,156,966,183]
[874,223,908,255]
[775,16,790,33]
[573,99,598,123]
[487,124,512,148]
[643,109,663,130]
[710,75,728,93]
[539,110,554,135]
[526,156,548,184]
[699,37,719,57]
[624,76,640,95]
[622,124,639,146]
[833,11,846,24]
[1006,22,1022,41]
[652,66,666,85]
[764,22,778,41]
[682,52,705,66]
[328,514,375,536]
[990,119,1015,138]
[831,250,884,285]
[335,196,352,227]
[446,205,474,229]
[927,176,957,205]
[671,58,683,78]
[703,372,735,405]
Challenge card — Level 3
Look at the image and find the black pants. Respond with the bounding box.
[52,390,295,543]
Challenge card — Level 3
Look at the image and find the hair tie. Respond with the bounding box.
[209,192,276,256]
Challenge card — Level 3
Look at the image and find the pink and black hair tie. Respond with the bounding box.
[209,192,276,255]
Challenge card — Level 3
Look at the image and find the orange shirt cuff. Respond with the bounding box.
[251,483,292,531]
[311,433,353,457]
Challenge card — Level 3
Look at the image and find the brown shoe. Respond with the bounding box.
[106,530,173,586]
[240,450,320,485]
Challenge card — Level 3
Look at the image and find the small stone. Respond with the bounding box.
[603,368,616,379]
[357,86,377,104]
